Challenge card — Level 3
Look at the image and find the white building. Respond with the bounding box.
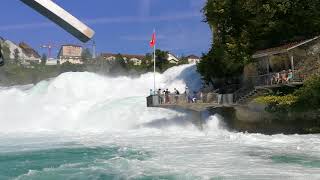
[58,44,83,64]
[101,53,145,66]
[19,42,42,64]
[46,58,58,65]
[187,55,201,64]
[2,40,41,65]
[167,53,180,64]
[101,53,117,61]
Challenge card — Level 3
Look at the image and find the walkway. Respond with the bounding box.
[154,94,230,112]
[158,103,225,112]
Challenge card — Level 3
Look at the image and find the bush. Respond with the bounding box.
[255,95,298,112]
[294,75,320,110]
[255,75,320,112]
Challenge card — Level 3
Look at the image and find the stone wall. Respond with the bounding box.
[208,103,320,135]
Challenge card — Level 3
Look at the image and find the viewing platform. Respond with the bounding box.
[146,93,234,112]
[158,103,225,112]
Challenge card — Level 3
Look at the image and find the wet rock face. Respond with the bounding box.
[209,106,320,135]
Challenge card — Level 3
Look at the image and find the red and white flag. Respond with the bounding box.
[150,31,156,48]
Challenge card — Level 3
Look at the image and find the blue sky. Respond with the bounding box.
[0,0,211,57]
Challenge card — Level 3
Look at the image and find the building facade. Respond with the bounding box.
[167,53,179,64]
[58,45,83,64]
[19,42,42,64]
[187,55,201,64]
[101,53,145,66]
[46,58,59,66]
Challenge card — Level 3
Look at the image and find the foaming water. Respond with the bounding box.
[0,64,319,179]
[0,64,199,132]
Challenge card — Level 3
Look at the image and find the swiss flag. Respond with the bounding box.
[150,32,156,48]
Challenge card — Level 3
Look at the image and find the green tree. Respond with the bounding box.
[41,53,47,66]
[155,49,168,72]
[115,54,127,69]
[199,0,320,86]
[293,75,320,110]
[142,53,152,66]
[81,48,92,64]
[178,55,189,65]
[109,54,128,75]
[13,48,20,64]
[2,43,11,61]
[59,61,85,73]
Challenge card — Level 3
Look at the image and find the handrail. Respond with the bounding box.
[247,70,306,87]
[157,92,219,105]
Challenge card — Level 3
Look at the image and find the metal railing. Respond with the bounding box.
[248,70,306,87]
[158,92,219,105]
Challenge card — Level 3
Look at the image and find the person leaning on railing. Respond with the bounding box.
[165,89,170,104]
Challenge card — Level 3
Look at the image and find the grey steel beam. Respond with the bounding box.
[20,0,95,42]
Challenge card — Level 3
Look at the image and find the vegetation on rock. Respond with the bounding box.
[255,75,320,112]
[198,0,320,86]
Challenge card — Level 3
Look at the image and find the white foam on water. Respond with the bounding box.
[0,64,200,132]
[0,64,319,179]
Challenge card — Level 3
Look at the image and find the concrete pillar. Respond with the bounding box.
[290,55,295,78]
[267,57,270,74]
[290,55,294,71]
[20,0,95,42]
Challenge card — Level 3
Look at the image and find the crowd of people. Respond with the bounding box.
[150,86,204,104]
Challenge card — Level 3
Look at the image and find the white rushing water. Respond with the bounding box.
[0,64,319,179]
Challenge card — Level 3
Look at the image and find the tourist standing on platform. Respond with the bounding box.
[165,89,170,104]
[158,89,163,104]
[185,86,190,103]
[174,88,180,104]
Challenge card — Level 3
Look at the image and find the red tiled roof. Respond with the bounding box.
[101,53,117,57]
[19,42,41,58]
[122,54,145,59]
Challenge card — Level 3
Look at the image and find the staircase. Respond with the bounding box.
[234,87,258,104]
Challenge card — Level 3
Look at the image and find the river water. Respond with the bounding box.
[0,64,319,179]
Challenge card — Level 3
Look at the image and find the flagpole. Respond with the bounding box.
[153,29,156,95]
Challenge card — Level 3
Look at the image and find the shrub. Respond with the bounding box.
[294,75,320,110]
[255,95,298,112]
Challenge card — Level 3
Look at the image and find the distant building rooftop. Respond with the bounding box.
[19,42,41,58]
[101,53,145,59]
[187,55,200,59]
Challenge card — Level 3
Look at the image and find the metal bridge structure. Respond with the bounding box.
[20,0,95,43]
